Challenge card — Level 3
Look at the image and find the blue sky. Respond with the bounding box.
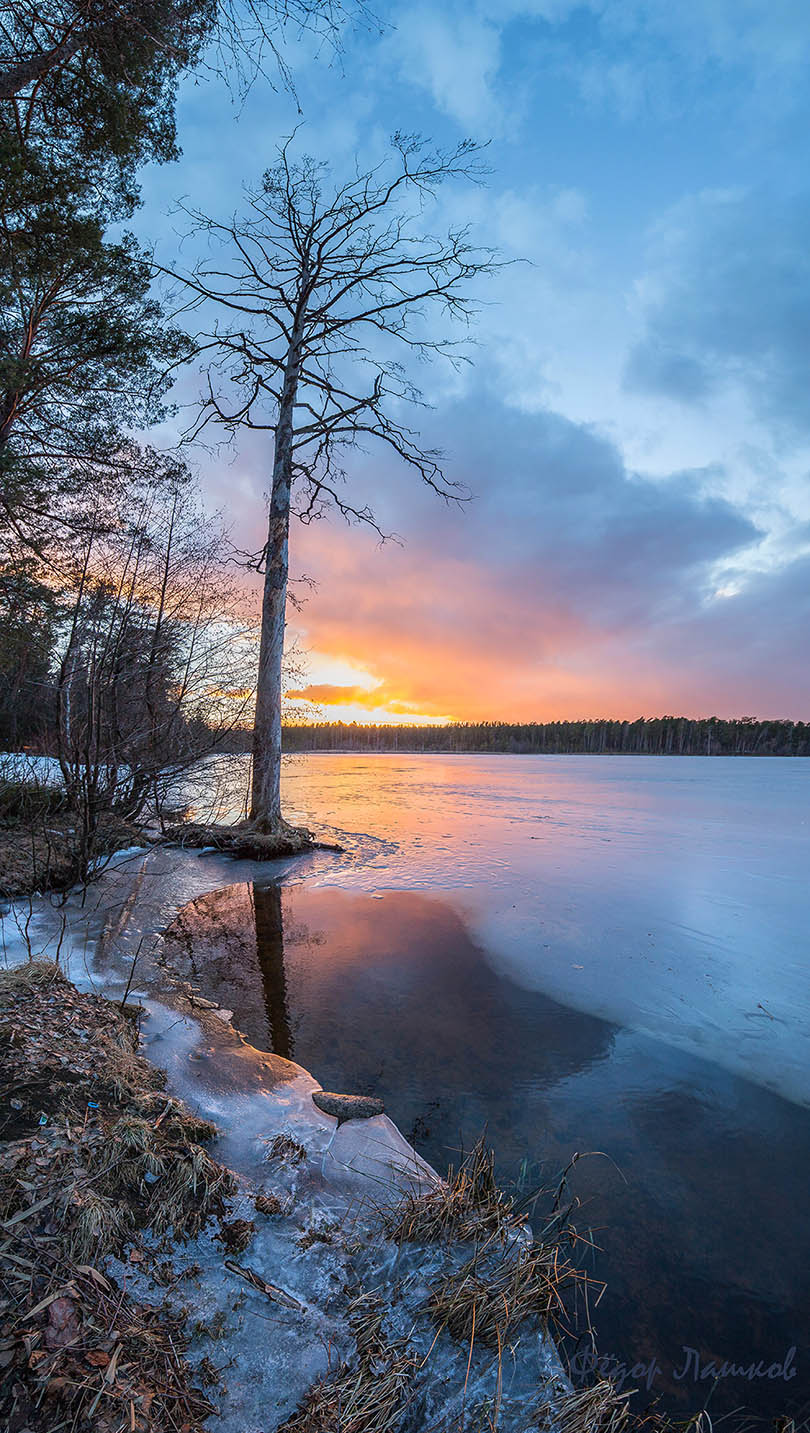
[138,0,810,721]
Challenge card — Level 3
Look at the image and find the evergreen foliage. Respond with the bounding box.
[279,717,810,757]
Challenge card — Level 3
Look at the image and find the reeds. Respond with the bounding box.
[278,1296,417,1433]
[537,1378,633,1432]
[385,1135,527,1245]
[425,1239,580,1349]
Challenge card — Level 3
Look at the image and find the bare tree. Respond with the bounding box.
[55,452,256,875]
[174,134,496,834]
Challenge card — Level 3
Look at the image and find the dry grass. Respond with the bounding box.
[385,1135,527,1246]
[277,1296,417,1433]
[0,1243,215,1432]
[255,1191,283,1216]
[537,1378,634,1432]
[0,810,143,898]
[149,1141,234,1239]
[0,965,232,1431]
[0,776,67,825]
[536,1382,782,1433]
[265,1131,308,1165]
[425,1238,581,1350]
[0,957,64,995]
[0,964,233,1247]
[69,1185,134,1263]
[218,1217,256,1253]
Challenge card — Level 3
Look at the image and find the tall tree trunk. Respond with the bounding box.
[249,461,289,830]
[0,29,84,101]
[249,321,304,831]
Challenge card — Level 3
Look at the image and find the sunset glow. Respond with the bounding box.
[143,3,809,724]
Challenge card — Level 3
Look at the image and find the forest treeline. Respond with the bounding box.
[274,717,810,756]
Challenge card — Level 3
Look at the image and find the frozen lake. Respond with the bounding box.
[274,752,810,1109]
[163,752,810,1419]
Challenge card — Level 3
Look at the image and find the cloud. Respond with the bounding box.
[286,683,382,706]
[386,0,810,136]
[624,188,810,434]
[285,682,429,714]
[387,7,504,133]
[147,0,810,724]
[648,548,810,716]
[284,682,452,722]
[282,391,778,720]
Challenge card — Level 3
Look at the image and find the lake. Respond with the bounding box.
[167,753,810,1420]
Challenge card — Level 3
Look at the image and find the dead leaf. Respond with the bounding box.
[1,1193,54,1228]
[44,1296,81,1350]
[86,1350,110,1367]
[27,1283,79,1319]
[75,1263,112,1290]
[105,1342,122,1383]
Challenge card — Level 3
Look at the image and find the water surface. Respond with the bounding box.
[170,754,810,1419]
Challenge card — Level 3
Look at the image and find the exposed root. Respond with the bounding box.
[163,819,343,858]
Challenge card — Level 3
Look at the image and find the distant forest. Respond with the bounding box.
[270,717,810,756]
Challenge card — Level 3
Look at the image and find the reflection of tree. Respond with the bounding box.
[160,881,295,1056]
[251,883,293,1060]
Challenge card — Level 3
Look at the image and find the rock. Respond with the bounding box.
[312,1091,385,1125]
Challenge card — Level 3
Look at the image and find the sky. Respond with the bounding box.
[138,0,810,724]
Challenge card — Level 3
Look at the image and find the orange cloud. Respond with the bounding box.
[286,683,386,707]
[285,681,453,723]
[227,393,806,723]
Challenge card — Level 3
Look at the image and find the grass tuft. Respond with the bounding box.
[150,1141,235,1238]
[0,958,65,996]
[425,1238,580,1349]
[69,1185,132,1262]
[385,1135,526,1246]
[265,1131,308,1165]
[537,1378,633,1432]
[278,1295,417,1433]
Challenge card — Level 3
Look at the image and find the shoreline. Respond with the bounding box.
[2,832,800,1430]
[0,844,572,1431]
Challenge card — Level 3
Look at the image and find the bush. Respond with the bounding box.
[0,777,67,826]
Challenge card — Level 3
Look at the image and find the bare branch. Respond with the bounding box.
[168,134,499,831]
